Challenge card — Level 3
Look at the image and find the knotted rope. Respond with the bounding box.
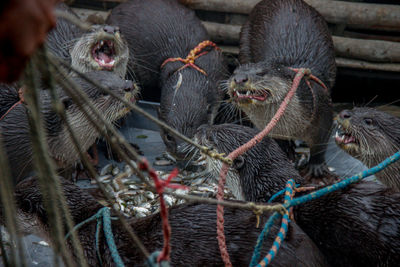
[216,68,319,266]
[161,40,220,76]
[250,180,295,267]
[249,149,400,266]
[138,159,188,263]
[64,207,124,267]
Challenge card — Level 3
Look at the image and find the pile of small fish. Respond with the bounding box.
[95,158,236,218]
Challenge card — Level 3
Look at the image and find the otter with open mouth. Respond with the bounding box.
[195,123,400,267]
[107,0,226,162]
[228,0,336,179]
[46,3,129,77]
[4,176,329,266]
[0,71,137,183]
[335,107,400,192]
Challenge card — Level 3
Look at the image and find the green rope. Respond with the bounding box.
[146,251,171,267]
[65,207,124,267]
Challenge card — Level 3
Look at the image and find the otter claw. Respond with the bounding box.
[303,163,340,185]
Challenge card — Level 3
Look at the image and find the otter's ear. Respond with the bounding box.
[233,156,245,170]
[60,96,73,110]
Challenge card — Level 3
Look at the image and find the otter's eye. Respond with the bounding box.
[364,118,373,126]
[256,70,268,77]
[165,133,174,143]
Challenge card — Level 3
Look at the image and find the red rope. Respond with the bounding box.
[138,159,188,262]
[161,40,220,76]
[216,68,315,266]
[0,87,25,121]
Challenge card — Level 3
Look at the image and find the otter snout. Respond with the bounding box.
[233,73,248,85]
[103,25,120,34]
[123,80,134,92]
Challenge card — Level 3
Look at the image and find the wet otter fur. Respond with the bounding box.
[336,107,400,192]
[0,71,136,183]
[107,0,226,160]
[0,83,20,118]
[228,0,336,178]
[196,123,400,267]
[47,3,129,77]
[7,176,328,266]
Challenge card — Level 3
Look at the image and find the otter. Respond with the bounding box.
[195,123,400,267]
[0,71,137,183]
[6,176,329,267]
[47,3,129,78]
[107,0,226,161]
[335,107,400,192]
[227,0,336,178]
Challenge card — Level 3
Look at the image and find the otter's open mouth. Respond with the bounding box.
[231,88,270,103]
[92,40,116,70]
[335,125,358,146]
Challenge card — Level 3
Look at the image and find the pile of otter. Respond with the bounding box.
[1,0,400,266]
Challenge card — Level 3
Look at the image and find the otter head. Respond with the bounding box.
[335,107,400,165]
[228,62,293,107]
[194,124,302,202]
[1,176,101,239]
[48,71,138,164]
[70,25,129,78]
[65,71,137,126]
[158,66,219,162]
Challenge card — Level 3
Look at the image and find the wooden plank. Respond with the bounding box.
[218,45,400,72]
[179,0,400,32]
[202,21,400,63]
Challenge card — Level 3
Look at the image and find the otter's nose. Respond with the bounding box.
[233,74,248,84]
[103,25,119,34]
[124,81,134,92]
[339,110,351,119]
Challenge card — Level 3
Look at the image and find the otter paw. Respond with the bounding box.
[300,164,340,185]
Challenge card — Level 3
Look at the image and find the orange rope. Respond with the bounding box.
[216,68,319,266]
[160,40,220,76]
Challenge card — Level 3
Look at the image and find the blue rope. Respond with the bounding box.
[65,207,125,267]
[146,251,171,267]
[285,150,400,209]
[96,218,103,265]
[267,183,299,203]
[249,151,400,267]
[101,207,125,267]
[250,179,295,267]
[249,212,281,266]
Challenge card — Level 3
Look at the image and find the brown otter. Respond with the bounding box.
[0,71,137,183]
[6,176,329,267]
[227,0,336,178]
[195,123,400,267]
[47,3,129,78]
[335,107,400,192]
[107,0,226,161]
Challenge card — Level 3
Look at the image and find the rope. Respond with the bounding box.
[138,159,188,263]
[0,87,25,121]
[161,40,220,76]
[216,68,313,266]
[288,67,329,123]
[286,150,400,209]
[249,149,400,266]
[64,207,124,267]
[146,251,171,267]
[250,180,295,267]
